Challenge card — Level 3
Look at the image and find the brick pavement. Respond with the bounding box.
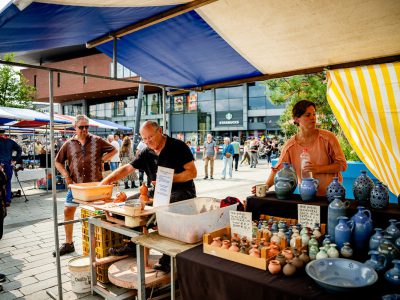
[0,158,271,299]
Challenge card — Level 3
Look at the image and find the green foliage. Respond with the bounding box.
[263,73,360,161]
[0,53,35,108]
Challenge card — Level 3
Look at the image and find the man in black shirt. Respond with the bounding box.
[100,121,197,272]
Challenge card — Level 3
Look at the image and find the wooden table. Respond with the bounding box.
[132,232,201,300]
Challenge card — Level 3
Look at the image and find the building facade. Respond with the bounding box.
[22,53,285,145]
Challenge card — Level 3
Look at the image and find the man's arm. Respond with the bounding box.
[100,164,135,185]
[173,161,197,183]
[102,148,117,162]
[55,161,74,185]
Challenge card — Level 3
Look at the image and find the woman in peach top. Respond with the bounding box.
[265,100,347,196]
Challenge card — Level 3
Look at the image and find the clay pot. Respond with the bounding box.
[249,244,259,255]
[292,255,304,269]
[221,240,230,250]
[249,250,260,258]
[282,248,294,260]
[268,260,281,275]
[211,237,222,247]
[275,253,287,266]
[229,242,240,252]
[299,250,310,264]
[283,260,297,276]
[269,245,280,257]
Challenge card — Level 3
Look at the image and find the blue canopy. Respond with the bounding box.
[92,119,132,131]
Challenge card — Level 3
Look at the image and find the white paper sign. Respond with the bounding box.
[153,166,174,207]
[297,204,320,228]
[229,211,252,240]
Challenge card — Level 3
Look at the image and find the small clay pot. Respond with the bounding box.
[211,237,222,247]
[249,244,259,255]
[282,248,294,260]
[229,242,240,252]
[299,250,310,264]
[283,261,297,276]
[275,253,287,266]
[269,245,280,257]
[268,260,281,275]
[291,255,304,269]
[221,240,230,250]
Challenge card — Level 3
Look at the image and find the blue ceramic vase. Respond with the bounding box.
[365,250,387,273]
[299,178,319,202]
[327,195,349,241]
[385,260,400,285]
[274,162,297,200]
[351,206,373,251]
[326,177,346,203]
[370,182,389,209]
[352,170,374,205]
[369,228,384,251]
[385,219,400,240]
[335,216,354,249]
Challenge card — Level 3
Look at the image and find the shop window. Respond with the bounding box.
[198,100,213,113]
[186,92,197,112]
[172,95,185,113]
[198,90,212,102]
[147,93,161,115]
[248,81,266,98]
[249,117,255,123]
[248,96,267,110]
[257,117,265,123]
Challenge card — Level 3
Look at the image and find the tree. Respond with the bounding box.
[0,53,35,108]
[263,73,359,161]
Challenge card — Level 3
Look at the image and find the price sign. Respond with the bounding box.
[153,166,174,207]
[297,204,320,228]
[229,211,252,240]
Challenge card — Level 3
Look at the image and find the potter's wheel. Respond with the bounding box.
[108,256,170,289]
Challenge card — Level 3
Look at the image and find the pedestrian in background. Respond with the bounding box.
[203,134,218,180]
[186,140,196,160]
[120,136,137,189]
[240,140,251,165]
[0,129,22,207]
[108,135,120,171]
[231,136,240,171]
[221,137,234,179]
[249,138,259,168]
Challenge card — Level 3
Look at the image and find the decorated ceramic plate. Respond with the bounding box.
[305,258,378,293]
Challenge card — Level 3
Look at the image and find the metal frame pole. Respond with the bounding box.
[113,37,118,78]
[48,70,64,300]
[133,78,144,151]
[162,88,167,134]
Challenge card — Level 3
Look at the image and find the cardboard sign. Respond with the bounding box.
[153,166,174,207]
[229,211,252,240]
[297,204,320,228]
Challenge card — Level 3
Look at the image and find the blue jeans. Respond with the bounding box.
[0,161,13,204]
[221,156,233,178]
[65,189,79,207]
[110,162,119,171]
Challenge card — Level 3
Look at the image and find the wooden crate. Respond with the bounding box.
[203,227,275,270]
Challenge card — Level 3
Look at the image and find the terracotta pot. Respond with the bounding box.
[275,253,287,266]
[282,249,294,260]
[299,250,310,264]
[211,237,222,247]
[221,240,230,250]
[268,260,281,275]
[283,261,297,276]
[269,245,280,257]
[292,255,304,269]
[229,242,240,252]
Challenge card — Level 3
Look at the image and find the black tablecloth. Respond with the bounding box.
[246,192,400,228]
[176,245,396,300]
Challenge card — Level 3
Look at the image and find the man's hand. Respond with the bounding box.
[65,177,74,186]
[11,161,16,166]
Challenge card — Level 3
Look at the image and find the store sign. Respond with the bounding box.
[297,204,320,228]
[230,211,252,240]
[215,111,243,126]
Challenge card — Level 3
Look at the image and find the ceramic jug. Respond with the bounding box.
[327,195,350,240]
[379,235,400,265]
[365,250,387,273]
[369,228,384,251]
[340,242,353,258]
[274,162,297,200]
[299,178,320,202]
[322,235,332,249]
[335,216,354,249]
[385,260,400,285]
[352,170,374,205]
[370,182,390,209]
[385,219,400,240]
[351,206,373,251]
[326,177,346,203]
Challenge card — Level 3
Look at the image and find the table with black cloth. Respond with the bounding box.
[246,192,400,228]
[176,244,396,300]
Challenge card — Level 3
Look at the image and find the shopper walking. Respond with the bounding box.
[221,137,234,179]
[240,140,251,165]
[203,134,218,179]
[108,135,120,171]
[120,136,137,189]
[249,138,259,168]
[54,115,117,256]
[231,136,240,171]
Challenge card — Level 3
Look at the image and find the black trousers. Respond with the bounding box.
[232,154,239,170]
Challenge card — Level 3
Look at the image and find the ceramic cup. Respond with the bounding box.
[255,184,267,197]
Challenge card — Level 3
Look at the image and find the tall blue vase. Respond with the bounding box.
[369,228,384,251]
[335,216,354,249]
[351,206,373,251]
[385,219,400,240]
[326,177,346,203]
[352,170,374,205]
[327,195,349,241]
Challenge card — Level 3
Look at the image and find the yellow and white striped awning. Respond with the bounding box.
[327,63,400,197]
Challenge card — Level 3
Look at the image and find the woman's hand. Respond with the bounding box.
[303,161,319,174]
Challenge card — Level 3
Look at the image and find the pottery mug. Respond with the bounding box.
[255,184,267,197]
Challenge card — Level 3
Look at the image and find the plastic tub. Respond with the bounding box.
[155,197,238,243]
[69,182,113,201]
[68,256,91,293]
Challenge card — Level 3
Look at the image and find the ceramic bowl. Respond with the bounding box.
[305,258,378,293]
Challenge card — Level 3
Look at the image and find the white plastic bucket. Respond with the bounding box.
[68,256,91,293]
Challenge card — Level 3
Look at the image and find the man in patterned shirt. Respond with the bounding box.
[54,115,117,256]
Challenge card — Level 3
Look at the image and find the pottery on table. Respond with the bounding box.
[327,244,339,258]
[301,232,310,247]
[369,228,384,251]
[335,216,354,249]
[312,226,322,239]
[365,250,387,273]
[211,237,222,247]
[221,240,230,249]
[351,206,373,251]
[378,235,400,265]
[268,260,281,275]
[309,245,319,261]
[316,247,329,260]
[370,182,390,209]
[274,162,297,200]
[327,195,349,240]
[283,260,297,276]
[299,178,320,202]
[385,260,400,285]
[326,177,346,203]
[282,248,294,260]
[340,242,353,258]
[322,235,332,249]
[292,254,304,269]
[385,219,400,240]
[299,250,310,264]
[229,242,239,252]
[352,170,374,205]
[275,253,287,266]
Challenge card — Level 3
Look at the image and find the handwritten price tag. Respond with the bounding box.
[297,204,320,228]
[229,211,252,240]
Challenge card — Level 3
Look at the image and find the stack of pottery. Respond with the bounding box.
[326,177,346,203]
[352,170,374,206]
[299,178,319,202]
[351,206,373,252]
[274,162,297,200]
[327,195,349,241]
[370,182,390,209]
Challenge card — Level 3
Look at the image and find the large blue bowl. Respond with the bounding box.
[305,258,378,293]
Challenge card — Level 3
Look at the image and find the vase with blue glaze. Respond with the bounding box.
[299,178,319,202]
[335,216,354,249]
[385,260,400,285]
[351,206,373,251]
[385,219,400,240]
[274,163,297,200]
[352,170,374,205]
[328,195,349,241]
[370,182,390,209]
[369,228,384,251]
[365,250,387,273]
[326,177,346,203]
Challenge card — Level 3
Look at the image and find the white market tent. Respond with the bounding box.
[0,1,399,299]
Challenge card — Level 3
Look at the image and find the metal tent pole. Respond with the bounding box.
[45,125,49,193]
[133,78,144,151]
[162,88,167,134]
[47,70,63,300]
